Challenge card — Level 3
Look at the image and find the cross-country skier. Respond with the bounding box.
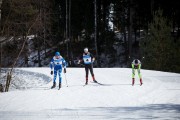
[132,59,143,86]
[78,48,97,85]
[50,52,67,89]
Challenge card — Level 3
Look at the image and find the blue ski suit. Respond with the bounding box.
[50,56,66,83]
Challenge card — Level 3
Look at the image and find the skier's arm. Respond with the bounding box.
[132,64,135,78]
[62,58,67,68]
[50,58,54,70]
[138,64,141,69]
[138,64,142,79]
[61,58,67,73]
[132,64,135,69]
[78,55,83,64]
[50,58,54,75]
[90,53,95,62]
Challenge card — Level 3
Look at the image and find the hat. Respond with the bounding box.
[55,52,60,56]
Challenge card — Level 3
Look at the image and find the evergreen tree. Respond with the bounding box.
[142,9,178,72]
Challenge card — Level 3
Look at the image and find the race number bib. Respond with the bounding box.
[54,60,62,65]
[83,57,92,64]
[83,53,92,64]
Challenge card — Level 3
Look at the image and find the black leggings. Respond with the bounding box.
[85,64,94,78]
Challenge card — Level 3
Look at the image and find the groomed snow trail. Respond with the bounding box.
[0,68,180,120]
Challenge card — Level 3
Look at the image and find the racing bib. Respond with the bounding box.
[83,54,92,64]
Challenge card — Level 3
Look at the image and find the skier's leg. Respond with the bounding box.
[138,69,143,85]
[85,65,89,84]
[58,69,62,88]
[137,69,142,78]
[89,64,96,82]
[51,69,57,88]
[53,70,57,82]
[132,69,135,86]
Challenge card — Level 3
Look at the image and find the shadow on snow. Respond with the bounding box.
[0,104,180,120]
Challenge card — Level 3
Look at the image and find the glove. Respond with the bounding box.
[134,65,139,69]
[92,58,95,63]
[77,60,81,64]
[51,71,53,75]
[64,68,66,73]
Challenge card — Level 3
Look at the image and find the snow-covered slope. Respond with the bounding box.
[0,68,180,120]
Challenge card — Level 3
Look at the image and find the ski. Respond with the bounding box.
[90,81,104,85]
[50,86,61,90]
[95,82,104,85]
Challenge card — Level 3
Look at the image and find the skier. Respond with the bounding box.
[50,52,67,89]
[132,59,143,86]
[78,48,97,85]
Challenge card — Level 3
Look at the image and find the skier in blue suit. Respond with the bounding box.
[50,52,66,89]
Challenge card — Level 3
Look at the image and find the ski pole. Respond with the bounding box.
[64,73,68,87]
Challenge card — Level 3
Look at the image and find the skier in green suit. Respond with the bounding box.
[132,59,143,86]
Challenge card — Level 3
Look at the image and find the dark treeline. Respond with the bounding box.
[0,0,179,72]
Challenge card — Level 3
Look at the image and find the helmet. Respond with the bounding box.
[55,52,60,56]
[84,48,88,53]
[134,59,138,65]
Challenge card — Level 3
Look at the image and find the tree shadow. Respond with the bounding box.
[1,104,179,120]
[49,104,180,120]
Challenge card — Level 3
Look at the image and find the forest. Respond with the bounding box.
[0,0,180,72]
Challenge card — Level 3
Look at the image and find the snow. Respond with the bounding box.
[0,68,180,120]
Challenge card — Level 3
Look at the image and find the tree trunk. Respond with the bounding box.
[0,83,3,92]
[123,26,128,66]
[38,0,42,67]
[128,0,133,64]
[151,0,154,17]
[178,22,180,38]
[66,0,69,59]
[69,0,73,66]
[5,72,11,92]
[43,5,47,58]
[94,0,99,67]
[0,0,2,76]
[24,35,29,67]
[0,0,2,30]
[38,35,41,67]
[134,28,137,43]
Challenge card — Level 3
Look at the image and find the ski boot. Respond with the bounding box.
[51,82,56,89]
[93,80,98,83]
[85,79,88,85]
[140,78,143,86]
[132,78,135,86]
[85,77,88,85]
[58,83,61,90]
[92,75,97,83]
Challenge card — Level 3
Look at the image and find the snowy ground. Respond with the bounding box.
[0,68,180,120]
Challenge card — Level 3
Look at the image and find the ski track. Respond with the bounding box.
[0,68,180,120]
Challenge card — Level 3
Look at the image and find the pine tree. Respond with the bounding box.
[142,9,177,72]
